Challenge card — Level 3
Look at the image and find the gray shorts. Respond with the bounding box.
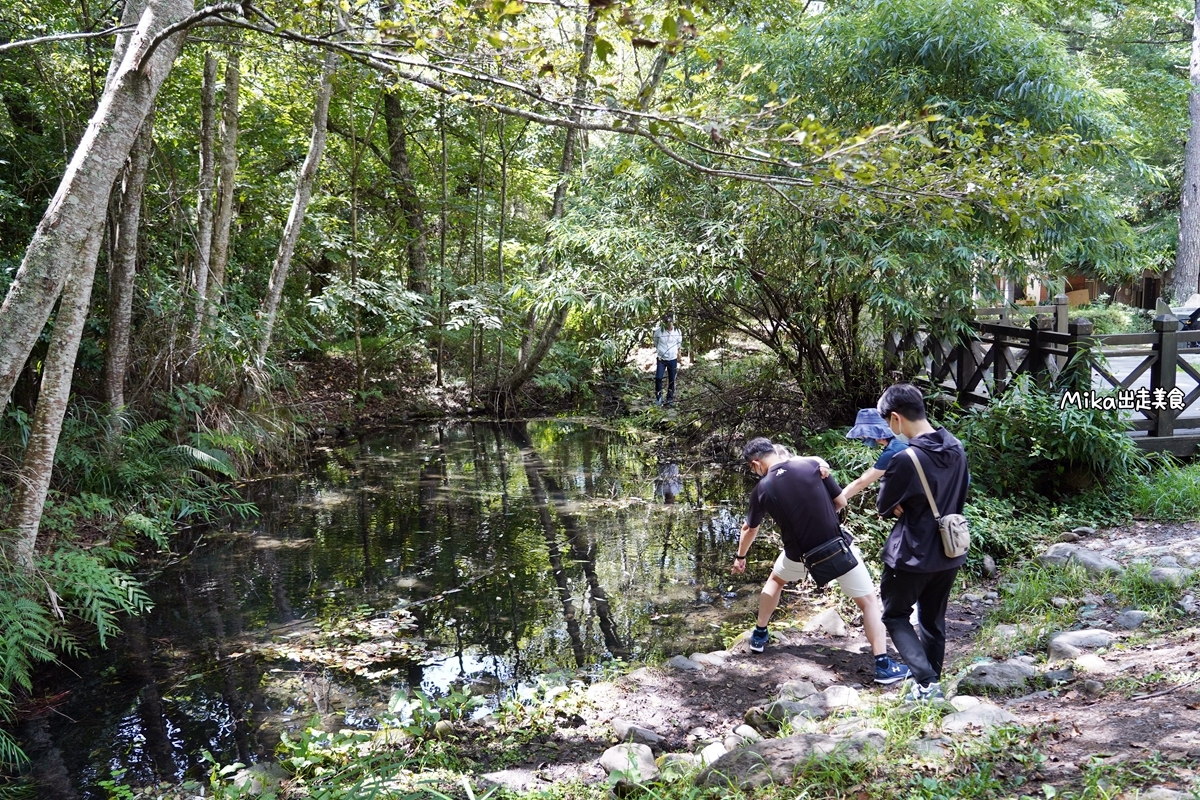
[771,544,874,598]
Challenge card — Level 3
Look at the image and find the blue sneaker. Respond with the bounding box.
[874,657,912,686]
[748,627,769,653]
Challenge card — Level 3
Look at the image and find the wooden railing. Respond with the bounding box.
[883,295,1200,455]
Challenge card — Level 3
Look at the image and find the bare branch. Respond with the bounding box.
[0,25,135,53]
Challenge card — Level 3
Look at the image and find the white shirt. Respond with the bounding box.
[654,325,682,360]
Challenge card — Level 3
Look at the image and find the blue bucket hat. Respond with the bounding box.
[846,408,894,441]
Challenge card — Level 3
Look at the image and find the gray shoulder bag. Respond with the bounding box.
[903,448,970,559]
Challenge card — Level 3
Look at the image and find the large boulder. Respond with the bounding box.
[802,609,849,637]
[1037,544,1123,576]
[613,719,662,747]
[941,705,1020,734]
[695,730,886,790]
[1048,629,1117,661]
[600,743,659,785]
[1147,567,1193,586]
[957,661,1037,695]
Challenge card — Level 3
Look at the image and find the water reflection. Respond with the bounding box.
[30,420,754,797]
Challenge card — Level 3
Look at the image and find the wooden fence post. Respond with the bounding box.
[1151,314,1180,438]
[1065,318,1094,393]
[993,324,1009,396]
[1028,315,1054,389]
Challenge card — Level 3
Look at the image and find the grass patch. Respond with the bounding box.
[1128,461,1200,522]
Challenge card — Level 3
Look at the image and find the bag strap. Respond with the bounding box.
[904,447,942,519]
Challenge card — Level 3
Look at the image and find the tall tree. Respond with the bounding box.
[383,88,429,294]
[493,5,598,412]
[255,50,338,366]
[207,48,241,319]
[0,0,194,409]
[103,108,155,416]
[1175,0,1200,302]
[185,52,219,374]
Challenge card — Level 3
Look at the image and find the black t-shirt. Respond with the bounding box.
[745,457,843,561]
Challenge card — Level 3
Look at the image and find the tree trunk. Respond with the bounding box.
[498,8,597,409]
[207,49,240,317]
[104,106,155,416]
[383,89,429,294]
[0,0,193,409]
[1175,1,1200,303]
[255,50,337,366]
[7,230,103,570]
[184,52,218,374]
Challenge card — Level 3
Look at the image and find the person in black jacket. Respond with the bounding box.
[875,384,969,701]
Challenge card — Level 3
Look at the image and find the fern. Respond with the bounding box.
[171,444,239,479]
[41,549,152,648]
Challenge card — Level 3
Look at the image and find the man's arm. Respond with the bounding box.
[838,467,887,503]
[877,458,910,518]
[732,522,758,574]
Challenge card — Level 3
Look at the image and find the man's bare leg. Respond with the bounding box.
[853,593,889,657]
[758,574,786,628]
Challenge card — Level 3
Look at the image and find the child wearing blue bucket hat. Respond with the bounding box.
[838,408,909,504]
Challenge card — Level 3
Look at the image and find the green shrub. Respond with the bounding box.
[1068,301,1153,335]
[954,376,1146,498]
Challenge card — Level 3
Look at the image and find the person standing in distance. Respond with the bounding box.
[732,437,910,685]
[653,313,682,407]
[875,384,969,701]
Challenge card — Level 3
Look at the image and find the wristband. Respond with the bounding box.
[734,554,747,560]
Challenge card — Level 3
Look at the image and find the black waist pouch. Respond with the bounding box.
[802,530,858,587]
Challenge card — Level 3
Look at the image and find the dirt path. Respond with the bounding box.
[474,522,1200,794]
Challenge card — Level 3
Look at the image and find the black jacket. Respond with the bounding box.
[877,427,969,573]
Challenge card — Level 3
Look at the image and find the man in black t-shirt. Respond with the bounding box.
[732,437,909,685]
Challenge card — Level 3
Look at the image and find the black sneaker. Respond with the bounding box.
[749,628,769,653]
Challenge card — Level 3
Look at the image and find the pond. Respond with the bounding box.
[23,420,782,798]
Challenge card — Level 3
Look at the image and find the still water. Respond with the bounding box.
[26,420,766,797]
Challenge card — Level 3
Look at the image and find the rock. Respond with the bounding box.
[724,734,745,750]
[950,696,981,711]
[982,554,997,577]
[958,661,1037,695]
[802,608,848,637]
[1051,597,1070,609]
[1083,680,1104,698]
[1156,556,1181,568]
[1048,629,1116,661]
[667,655,705,671]
[433,720,455,739]
[600,744,659,785]
[695,730,886,790]
[625,667,655,684]
[992,624,1019,640]
[941,705,1019,734]
[232,763,288,796]
[910,737,954,759]
[689,652,721,667]
[962,593,982,603]
[1038,543,1124,576]
[777,680,819,701]
[1127,789,1185,800]
[1042,668,1074,685]
[1072,526,1096,537]
[984,591,999,601]
[1186,554,1200,567]
[735,725,763,744]
[1180,594,1198,615]
[1148,567,1193,586]
[1059,531,1081,543]
[1073,654,1108,674]
[765,698,828,724]
[656,753,696,782]
[706,650,731,665]
[821,685,861,710]
[1114,610,1149,630]
[699,742,729,767]
[613,720,662,747]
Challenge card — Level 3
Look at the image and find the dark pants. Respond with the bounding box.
[655,358,678,403]
[880,565,959,685]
